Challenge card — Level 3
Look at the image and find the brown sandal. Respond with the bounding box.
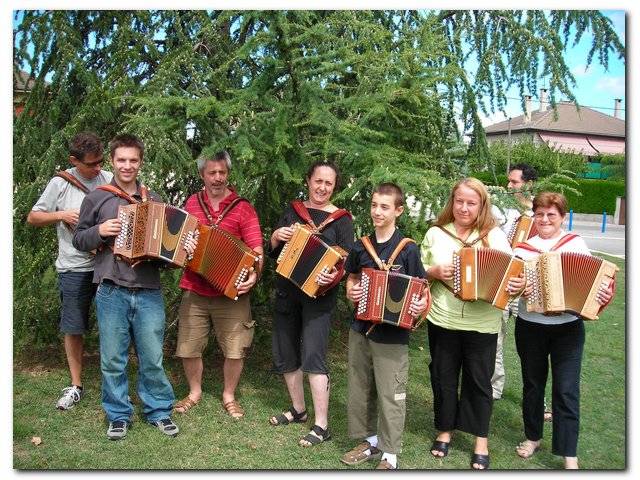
[222,399,245,419]
[174,395,200,414]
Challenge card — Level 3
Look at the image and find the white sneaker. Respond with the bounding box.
[56,385,83,410]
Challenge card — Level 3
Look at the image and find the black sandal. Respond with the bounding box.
[430,440,450,458]
[269,405,307,426]
[470,453,490,470]
[299,424,331,447]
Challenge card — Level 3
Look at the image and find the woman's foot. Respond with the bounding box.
[471,437,489,470]
[516,439,541,459]
[430,432,452,458]
[564,456,579,469]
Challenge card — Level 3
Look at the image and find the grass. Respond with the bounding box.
[13,255,625,470]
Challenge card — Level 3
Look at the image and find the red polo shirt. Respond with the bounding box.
[179,188,263,297]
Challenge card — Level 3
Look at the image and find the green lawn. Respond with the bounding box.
[13,255,625,470]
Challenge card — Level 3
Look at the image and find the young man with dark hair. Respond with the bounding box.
[73,133,180,440]
[491,163,538,400]
[27,132,112,410]
[341,182,429,469]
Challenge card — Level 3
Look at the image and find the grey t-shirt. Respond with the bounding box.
[31,167,113,272]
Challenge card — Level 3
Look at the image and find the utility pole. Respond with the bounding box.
[506,117,512,175]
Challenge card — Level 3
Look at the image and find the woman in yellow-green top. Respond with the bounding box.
[420,178,525,470]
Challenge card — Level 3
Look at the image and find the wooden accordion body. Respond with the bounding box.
[507,215,537,248]
[187,224,262,301]
[114,201,199,267]
[276,223,348,298]
[524,251,618,320]
[356,268,430,330]
[452,247,525,310]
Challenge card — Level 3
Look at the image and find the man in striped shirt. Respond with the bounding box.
[174,151,264,419]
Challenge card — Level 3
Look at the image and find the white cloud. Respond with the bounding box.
[596,76,625,97]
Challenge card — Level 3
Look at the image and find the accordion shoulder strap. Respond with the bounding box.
[291,200,351,232]
[97,184,148,204]
[55,171,90,194]
[197,191,248,226]
[360,236,415,271]
[515,233,580,254]
[434,225,488,248]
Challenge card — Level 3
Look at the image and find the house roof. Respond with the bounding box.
[13,69,38,92]
[484,101,625,138]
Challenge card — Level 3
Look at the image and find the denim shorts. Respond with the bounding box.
[58,271,96,334]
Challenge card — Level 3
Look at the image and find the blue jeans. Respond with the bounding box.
[95,281,175,423]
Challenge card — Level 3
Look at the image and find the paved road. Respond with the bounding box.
[565,221,626,258]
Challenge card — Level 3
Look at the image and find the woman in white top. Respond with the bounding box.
[513,192,614,469]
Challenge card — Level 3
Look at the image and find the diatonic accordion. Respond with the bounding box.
[524,251,618,320]
[507,215,537,248]
[356,268,430,330]
[187,224,262,301]
[276,223,348,298]
[114,201,198,267]
[452,247,525,310]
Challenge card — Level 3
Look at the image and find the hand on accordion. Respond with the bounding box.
[98,217,122,238]
[183,229,199,260]
[429,263,454,282]
[316,266,339,286]
[409,291,428,318]
[236,269,258,296]
[347,282,364,303]
[506,273,526,296]
[596,280,614,306]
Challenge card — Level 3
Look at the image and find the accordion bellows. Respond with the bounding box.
[356,268,429,330]
[276,223,347,298]
[452,247,525,310]
[114,202,198,267]
[524,251,618,320]
[187,224,261,301]
[507,215,537,248]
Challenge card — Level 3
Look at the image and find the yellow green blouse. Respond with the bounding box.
[420,223,512,334]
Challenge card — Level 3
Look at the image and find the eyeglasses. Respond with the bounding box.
[534,212,560,220]
[81,159,104,167]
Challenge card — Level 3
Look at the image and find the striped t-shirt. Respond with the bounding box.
[179,188,263,297]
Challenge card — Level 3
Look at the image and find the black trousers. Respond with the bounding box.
[427,321,497,437]
[514,317,584,457]
[271,280,337,375]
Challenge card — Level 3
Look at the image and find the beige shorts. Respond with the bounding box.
[175,290,255,359]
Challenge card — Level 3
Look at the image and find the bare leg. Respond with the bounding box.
[308,373,329,429]
[280,369,306,421]
[175,357,203,412]
[472,437,489,470]
[221,358,244,404]
[64,334,84,387]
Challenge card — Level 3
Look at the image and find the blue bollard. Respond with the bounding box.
[602,211,607,233]
[568,209,573,231]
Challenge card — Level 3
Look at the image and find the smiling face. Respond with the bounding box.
[370,192,403,230]
[111,146,142,187]
[452,183,481,228]
[533,205,564,239]
[71,152,104,180]
[200,159,229,199]
[306,165,336,206]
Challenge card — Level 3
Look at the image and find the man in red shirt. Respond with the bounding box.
[175,151,264,418]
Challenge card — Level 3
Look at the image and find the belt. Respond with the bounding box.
[102,279,146,292]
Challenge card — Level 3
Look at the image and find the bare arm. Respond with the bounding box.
[27,209,79,228]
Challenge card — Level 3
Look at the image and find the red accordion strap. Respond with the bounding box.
[515,233,580,254]
[197,191,248,226]
[434,225,488,248]
[291,200,352,232]
[55,171,90,194]
[97,184,148,204]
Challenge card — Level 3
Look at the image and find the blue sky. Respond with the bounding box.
[479,10,626,126]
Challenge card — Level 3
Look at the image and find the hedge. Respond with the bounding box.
[471,172,625,214]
